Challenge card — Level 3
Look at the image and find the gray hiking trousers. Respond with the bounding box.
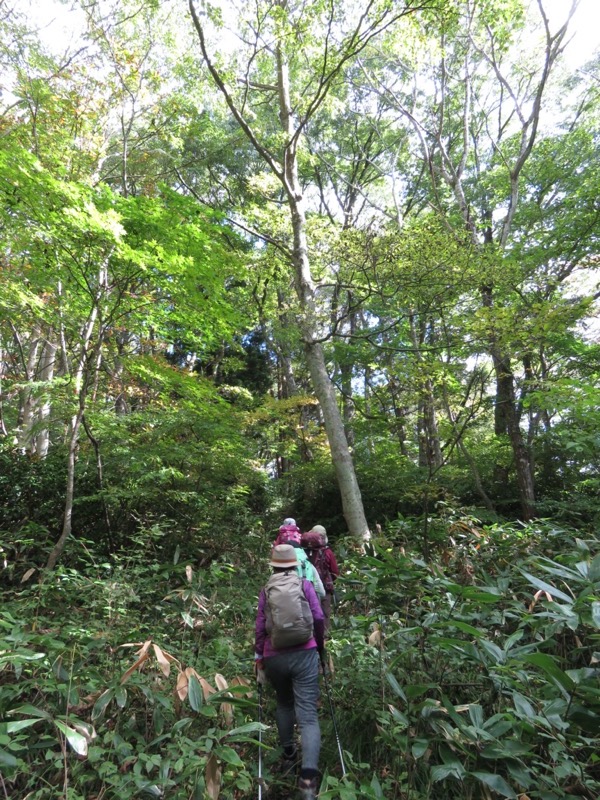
[264,647,321,771]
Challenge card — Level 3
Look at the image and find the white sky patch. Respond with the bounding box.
[18,0,87,52]
[12,0,600,67]
[541,0,598,69]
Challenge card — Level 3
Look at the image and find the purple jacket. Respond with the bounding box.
[255,578,325,659]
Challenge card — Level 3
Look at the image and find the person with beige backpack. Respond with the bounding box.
[254,544,325,800]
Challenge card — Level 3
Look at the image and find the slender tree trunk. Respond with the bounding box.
[46,407,83,570]
[46,263,109,569]
[0,343,8,437]
[34,338,56,457]
[340,309,356,448]
[16,325,42,451]
[409,314,442,471]
[482,286,535,519]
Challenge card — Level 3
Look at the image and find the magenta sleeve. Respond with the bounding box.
[255,589,267,658]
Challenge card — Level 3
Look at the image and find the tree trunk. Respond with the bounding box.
[482,285,535,519]
[46,263,108,569]
[0,343,8,437]
[16,325,42,452]
[46,408,83,570]
[34,338,56,457]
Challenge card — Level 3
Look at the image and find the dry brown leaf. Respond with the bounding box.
[120,651,150,684]
[205,752,222,800]
[368,628,381,646]
[327,654,335,676]
[214,673,229,691]
[136,640,153,658]
[200,677,216,700]
[153,644,171,677]
[21,568,36,583]
[185,564,193,584]
[185,666,201,679]
[176,670,189,701]
[518,795,532,800]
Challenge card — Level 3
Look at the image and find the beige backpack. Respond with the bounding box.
[265,571,314,649]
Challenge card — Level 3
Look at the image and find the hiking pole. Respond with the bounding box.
[320,653,347,778]
[257,680,263,800]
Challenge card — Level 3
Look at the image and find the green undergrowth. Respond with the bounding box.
[1,515,599,798]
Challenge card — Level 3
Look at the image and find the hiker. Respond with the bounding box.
[273,517,302,546]
[277,530,326,601]
[302,524,339,631]
[255,544,325,800]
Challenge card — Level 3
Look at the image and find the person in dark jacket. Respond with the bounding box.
[255,544,325,800]
[304,524,339,631]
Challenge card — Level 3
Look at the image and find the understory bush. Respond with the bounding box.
[328,516,600,799]
[1,514,598,798]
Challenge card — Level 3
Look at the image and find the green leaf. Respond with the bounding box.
[447,620,483,637]
[589,553,600,582]
[512,692,535,719]
[115,686,128,709]
[54,720,88,756]
[226,721,269,738]
[388,705,409,726]
[479,639,505,664]
[188,674,203,712]
[0,748,17,768]
[471,771,515,797]
[7,704,51,720]
[370,773,384,798]
[404,684,430,699]
[440,695,471,736]
[431,763,465,781]
[214,745,244,766]
[181,611,194,628]
[591,601,600,629]
[92,689,115,721]
[52,656,70,681]
[520,571,573,604]
[385,671,406,701]
[6,719,41,734]
[411,739,429,759]
[520,653,575,692]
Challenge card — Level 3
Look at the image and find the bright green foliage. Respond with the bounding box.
[1,2,600,795]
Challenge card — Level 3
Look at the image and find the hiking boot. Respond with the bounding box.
[298,774,319,799]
